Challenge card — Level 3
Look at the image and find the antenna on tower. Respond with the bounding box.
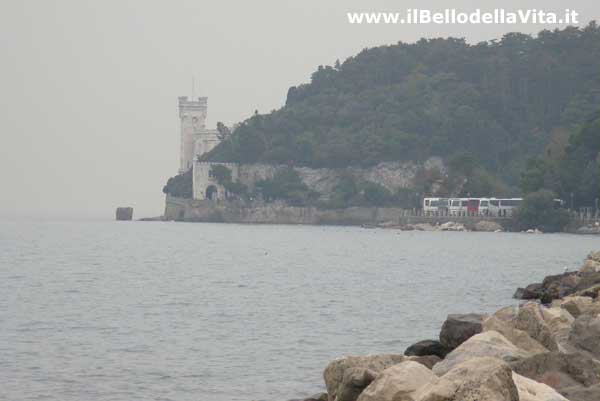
[191,76,195,100]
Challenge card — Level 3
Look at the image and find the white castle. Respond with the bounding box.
[177,96,238,201]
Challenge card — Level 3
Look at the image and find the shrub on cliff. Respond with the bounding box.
[322,176,418,209]
[163,169,192,198]
[223,181,248,196]
[511,189,570,232]
[322,174,363,208]
[362,181,393,206]
[210,164,232,183]
[210,165,248,196]
[255,168,319,206]
[332,174,359,203]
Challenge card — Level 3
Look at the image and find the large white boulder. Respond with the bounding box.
[579,258,600,274]
[324,355,406,401]
[356,361,437,401]
[433,331,531,376]
[512,302,574,352]
[483,315,548,354]
[474,220,503,232]
[416,357,519,401]
[559,296,600,318]
[513,372,569,401]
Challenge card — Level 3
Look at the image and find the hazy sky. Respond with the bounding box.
[1,0,598,219]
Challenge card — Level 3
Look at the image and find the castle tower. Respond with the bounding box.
[178,96,207,173]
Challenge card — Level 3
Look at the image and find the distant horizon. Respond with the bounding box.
[0,210,156,221]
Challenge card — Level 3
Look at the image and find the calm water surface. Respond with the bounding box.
[1,221,598,401]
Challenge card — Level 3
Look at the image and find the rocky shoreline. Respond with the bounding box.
[285,251,600,401]
[374,220,503,232]
[574,224,600,235]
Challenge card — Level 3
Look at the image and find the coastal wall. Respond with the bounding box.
[164,195,509,228]
[165,194,397,225]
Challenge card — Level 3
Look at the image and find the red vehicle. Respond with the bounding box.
[467,198,480,214]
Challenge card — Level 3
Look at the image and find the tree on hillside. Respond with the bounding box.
[361,182,393,206]
[210,164,247,197]
[163,169,192,198]
[216,122,231,141]
[210,164,232,183]
[519,159,560,194]
[520,110,600,208]
[511,189,570,232]
[255,168,319,206]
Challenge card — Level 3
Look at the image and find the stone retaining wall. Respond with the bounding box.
[164,195,510,228]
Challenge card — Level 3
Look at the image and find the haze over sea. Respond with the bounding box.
[1,221,597,401]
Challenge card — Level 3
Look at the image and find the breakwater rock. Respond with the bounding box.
[514,252,600,302]
[288,251,600,401]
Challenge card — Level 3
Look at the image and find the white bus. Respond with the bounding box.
[489,198,523,217]
[478,198,490,215]
[448,198,468,215]
[423,198,450,213]
[421,196,560,216]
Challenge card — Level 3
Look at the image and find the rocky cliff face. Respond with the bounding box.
[236,157,445,196]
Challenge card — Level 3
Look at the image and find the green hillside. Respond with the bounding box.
[204,22,600,189]
[521,110,600,208]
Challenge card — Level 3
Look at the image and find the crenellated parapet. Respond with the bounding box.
[178,96,207,116]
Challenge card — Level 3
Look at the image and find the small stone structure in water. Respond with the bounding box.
[115,207,133,221]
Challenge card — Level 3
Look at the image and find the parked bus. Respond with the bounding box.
[423,198,449,214]
[457,197,492,215]
[490,198,523,217]
[448,198,468,215]
[422,196,564,216]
